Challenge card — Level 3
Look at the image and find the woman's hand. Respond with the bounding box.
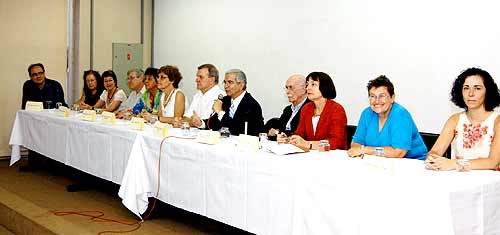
[277,132,289,144]
[347,145,364,158]
[80,102,92,110]
[425,154,456,171]
[289,135,308,150]
[141,112,152,122]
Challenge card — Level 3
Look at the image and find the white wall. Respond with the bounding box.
[0,0,67,156]
[154,0,500,133]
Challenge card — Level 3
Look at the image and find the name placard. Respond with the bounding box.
[237,134,260,152]
[195,130,221,145]
[56,106,70,117]
[153,121,169,137]
[82,110,96,122]
[130,117,145,131]
[101,111,116,125]
[25,101,43,112]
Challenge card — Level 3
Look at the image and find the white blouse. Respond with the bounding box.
[160,89,189,117]
[99,89,127,109]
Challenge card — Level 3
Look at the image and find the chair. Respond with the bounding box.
[346,125,357,149]
[264,117,280,132]
[419,132,451,158]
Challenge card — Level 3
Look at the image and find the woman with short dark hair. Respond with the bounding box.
[425,68,500,171]
[157,65,189,124]
[278,72,347,150]
[93,70,127,112]
[347,75,427,160]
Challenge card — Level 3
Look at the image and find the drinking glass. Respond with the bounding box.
[259,133,268,149]
[181,121,190,136]
[456,156,471,172]
[220,127,230,138]
[55,102,63,109]
[150,115,158,124]
[319,140,330,152]
[71,103,80,112]
[44,101,52,109]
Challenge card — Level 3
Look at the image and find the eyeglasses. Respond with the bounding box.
[369,93,390,101]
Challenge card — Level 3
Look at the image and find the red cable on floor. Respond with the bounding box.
[53,135,173,234]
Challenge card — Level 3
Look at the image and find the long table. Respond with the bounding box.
[10,110,500,235]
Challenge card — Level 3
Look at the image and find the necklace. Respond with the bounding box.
[163,88,175,108]
[107,88,117,104]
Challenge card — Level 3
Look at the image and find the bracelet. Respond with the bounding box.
[375,147,384,156]
[309,142,313,150]
[360,145,365,155]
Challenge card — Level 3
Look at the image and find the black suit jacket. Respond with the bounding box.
[208,92,264,136]
[276,99,310,136]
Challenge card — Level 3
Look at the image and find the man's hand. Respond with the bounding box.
[212,100,223,114]
[190,111,202,127]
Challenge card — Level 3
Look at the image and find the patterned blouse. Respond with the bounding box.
[452,112,498,159]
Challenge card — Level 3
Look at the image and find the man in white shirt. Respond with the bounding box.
[182,64,225,128]
[116,68,146,118]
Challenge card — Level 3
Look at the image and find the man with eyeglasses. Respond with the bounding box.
[116,68,146,117]
[267,74,310,139]
[22,63,67,109]
[20,63,67,172]
[207,69,264,136]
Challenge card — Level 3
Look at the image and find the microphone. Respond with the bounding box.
[210,94,225,118]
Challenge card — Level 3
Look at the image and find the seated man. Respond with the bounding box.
[268,74,309,139]
[116,68,146,118]
[21,63,67,171]
[22,63,67,109]
[182,64,225,128]
[207,69,264,136]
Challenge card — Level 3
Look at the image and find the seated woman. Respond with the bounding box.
[93,70,127,112]
[277,72,347,150]
[75,70,104,110]
[347,75,427,160]
[133,67,162,120]
[425,68,500,171]
[157,65,189,124]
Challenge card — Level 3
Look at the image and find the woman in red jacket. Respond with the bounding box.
[278,72,347,150]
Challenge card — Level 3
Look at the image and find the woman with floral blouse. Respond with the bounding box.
[425,68,500,171]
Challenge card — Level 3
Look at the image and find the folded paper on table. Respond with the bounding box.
[57,106,70,117]
[130,117,145,131]
[153,121,169,137]
[268,144,305,155]
[237,134,260,152]
[82,110,96,122]
[195,130,220,145]
[102,111,116,125]
[25,101,43,112]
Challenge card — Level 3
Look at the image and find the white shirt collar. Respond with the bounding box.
[231,90,246,110]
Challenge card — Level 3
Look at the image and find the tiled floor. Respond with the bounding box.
[0,159,252,235]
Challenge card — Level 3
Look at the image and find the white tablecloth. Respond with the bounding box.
[9,110,137,184]
[10,110,500,235]
[118,131,500,235]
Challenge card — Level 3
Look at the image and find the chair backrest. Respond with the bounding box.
[346,125,451,158]
[265,117,281,132]
[346,125,357,149]
[420,132,451,158]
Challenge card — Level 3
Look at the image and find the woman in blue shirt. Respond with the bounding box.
[347,75,427,160]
